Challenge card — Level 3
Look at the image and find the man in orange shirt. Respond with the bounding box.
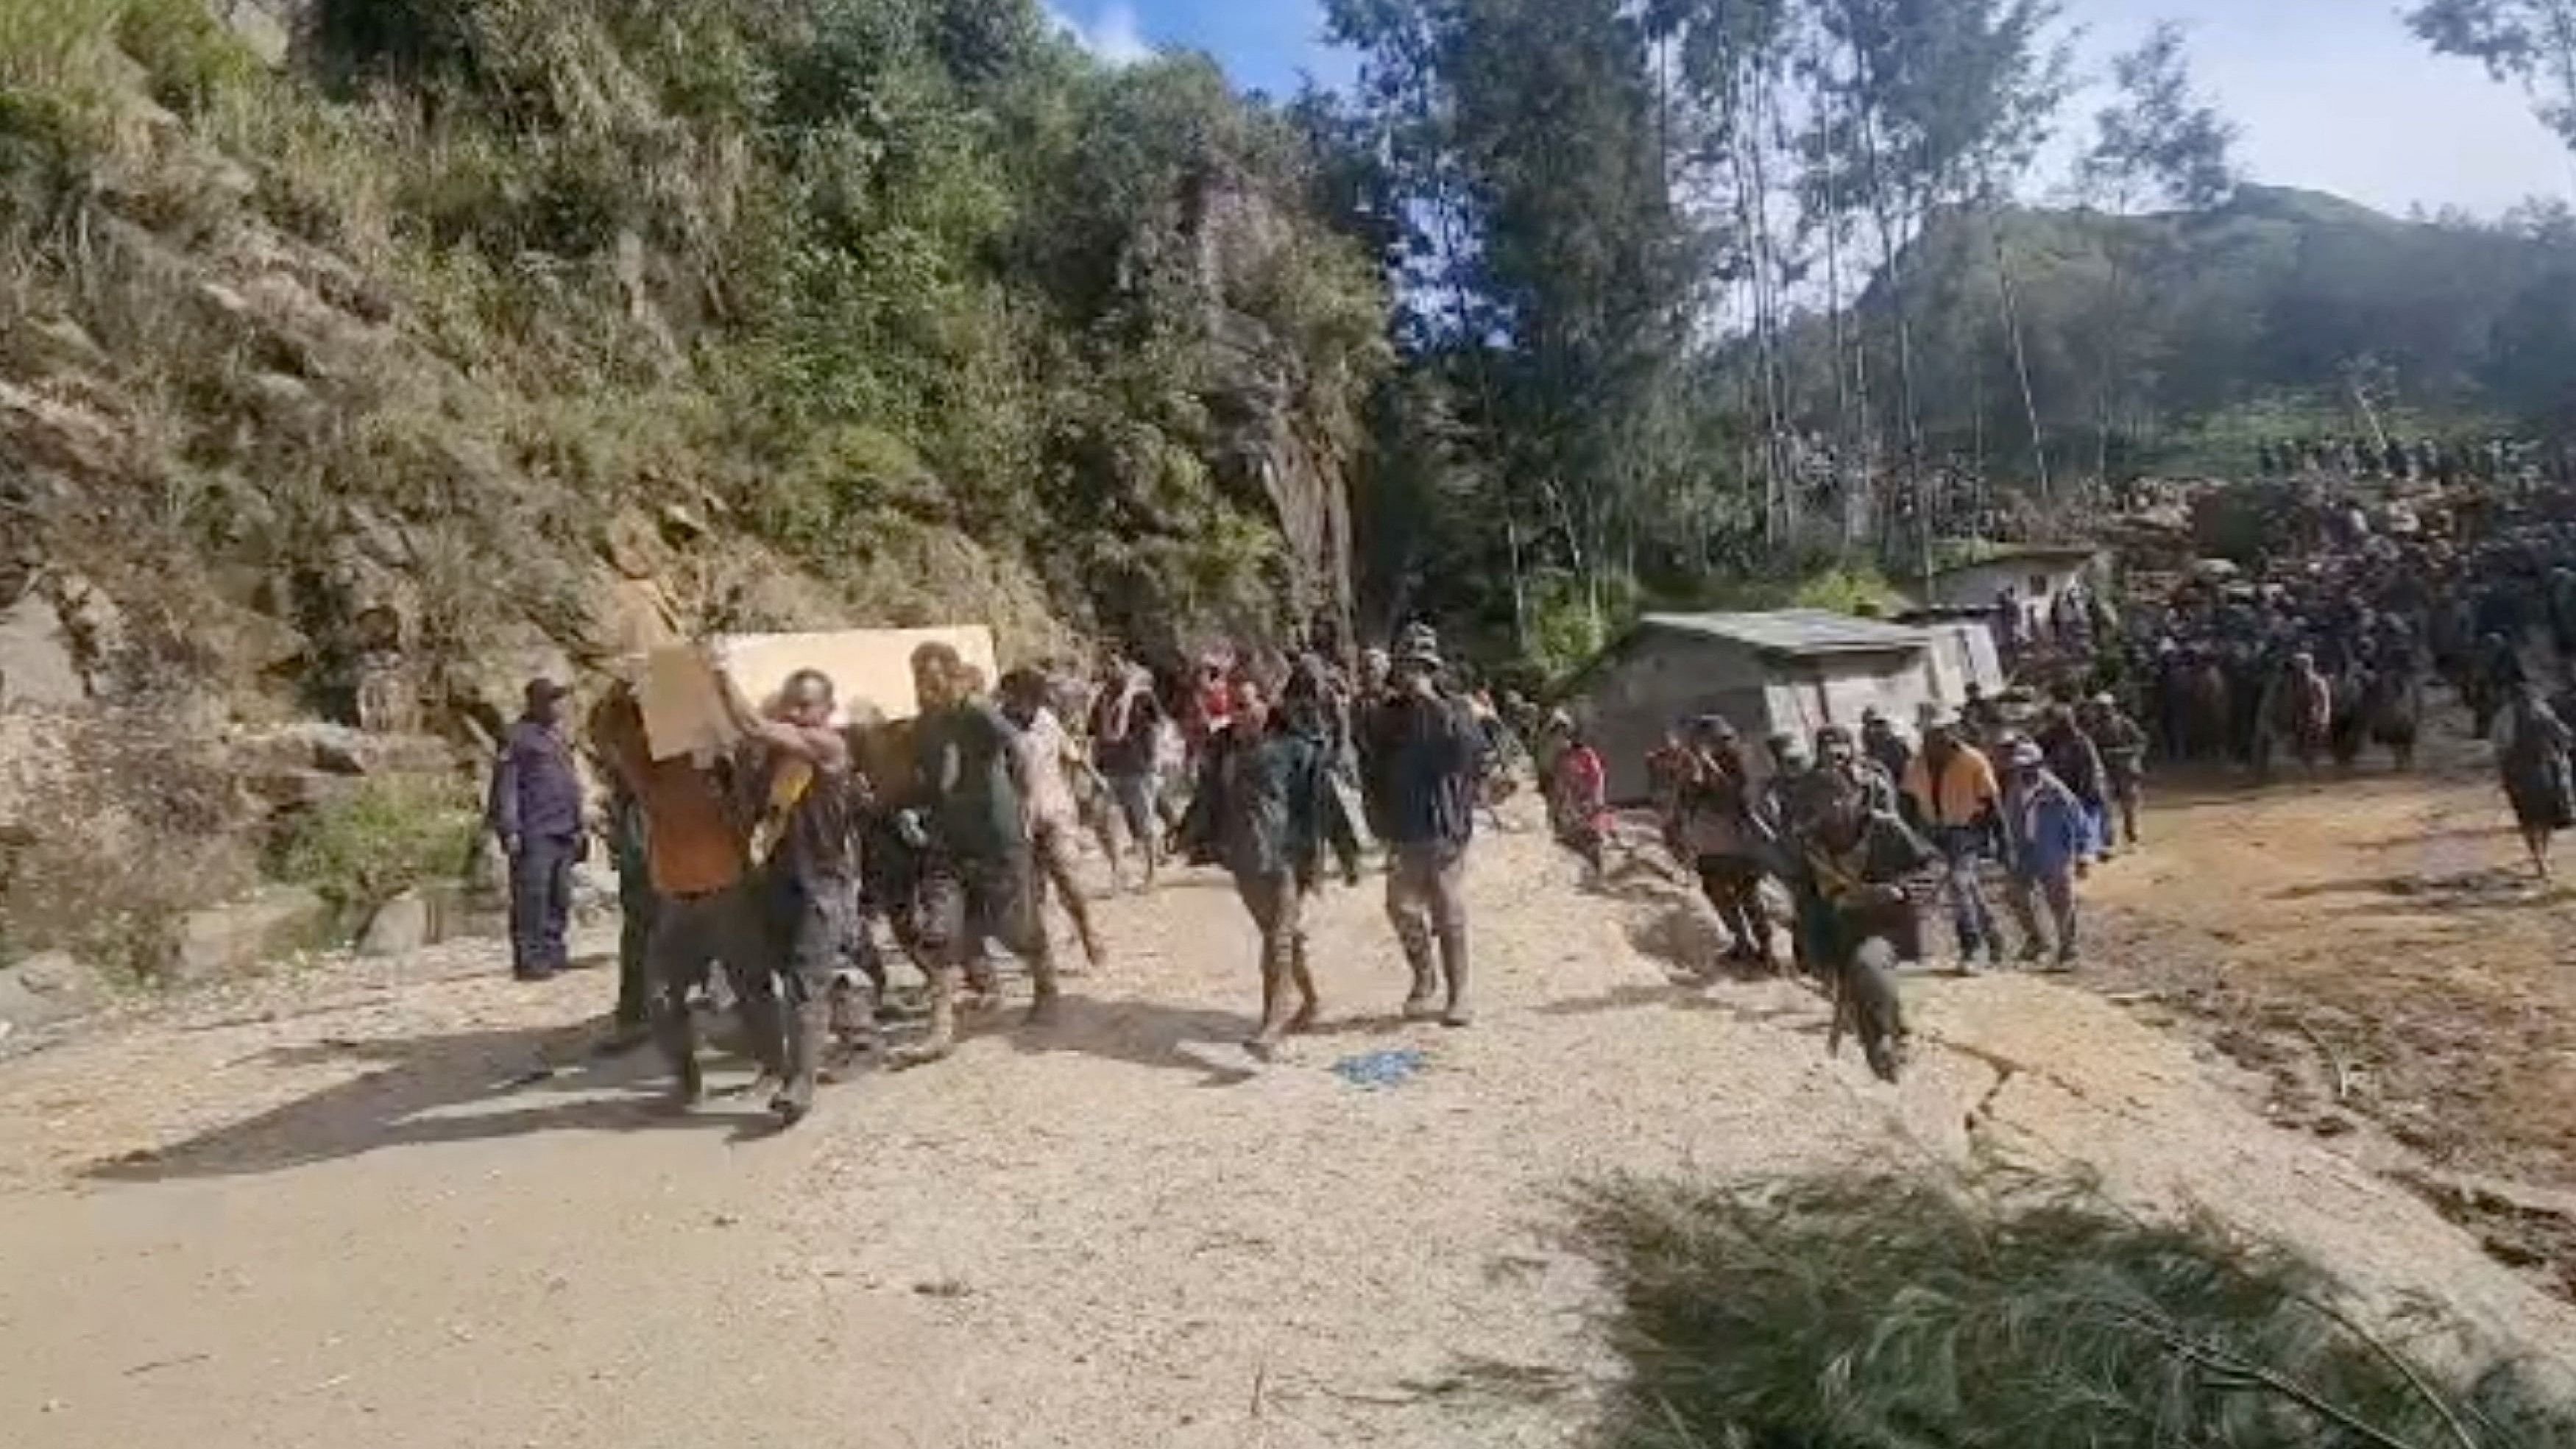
[591,687,782,1108]
[1901,711,2004,970]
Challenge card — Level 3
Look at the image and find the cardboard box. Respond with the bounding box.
[640,626,998,759]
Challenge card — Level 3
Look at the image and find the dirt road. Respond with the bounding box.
[2080,722,2576,1289]
[4,787,2574,1448]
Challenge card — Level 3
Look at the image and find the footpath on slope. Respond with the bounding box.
[1,794,2571,1449]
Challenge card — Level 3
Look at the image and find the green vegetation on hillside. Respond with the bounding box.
[269,772,478,918]
[5,0,2575,693]
[1816,185,2576,478]
[0,0,1387,716]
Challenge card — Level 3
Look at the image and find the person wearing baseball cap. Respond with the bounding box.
[1999,735,2087,969]
[1674,713,1772,965]
[1902,706,2003,970]
[1361,625,1482,1026]
[488,677,584,983]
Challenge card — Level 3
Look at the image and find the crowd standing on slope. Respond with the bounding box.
[480,472,2576,1119]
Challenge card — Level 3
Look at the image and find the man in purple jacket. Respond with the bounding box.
[488,678,586,982]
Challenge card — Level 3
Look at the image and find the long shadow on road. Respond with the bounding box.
[83,1026,768,1183]
[1001,995,1264,1088]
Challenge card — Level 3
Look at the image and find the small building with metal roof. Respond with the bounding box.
[1567,609,2003,801]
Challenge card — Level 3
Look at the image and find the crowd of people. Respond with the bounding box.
[481,470,2576,1119]
[1527,474,2576,1074]
[2106,506,2576,874]
[1513,680,2135,1083]
[2061,467,2576,885]
[2252,434,2574,490]
[485,626,1494,1129]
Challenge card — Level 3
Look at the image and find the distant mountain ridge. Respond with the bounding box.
[1775,183,2576,468]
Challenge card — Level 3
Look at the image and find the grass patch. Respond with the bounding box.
[269,773,481,920]
[1572,1169,2576,1448]
[114,0,263,116]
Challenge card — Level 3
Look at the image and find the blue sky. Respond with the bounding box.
[1047,0,2574,217]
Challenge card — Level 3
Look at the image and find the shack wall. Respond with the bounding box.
[1578,634,1772,803]
[1763,650,1936,745]
[1923,620,2004,704]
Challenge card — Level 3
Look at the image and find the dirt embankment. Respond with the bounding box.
[0,790,2570,1448]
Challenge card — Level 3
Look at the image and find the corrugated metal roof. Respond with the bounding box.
[1637,609,1930,656]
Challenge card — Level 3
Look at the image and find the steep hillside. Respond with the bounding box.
[1,0,1387,700]
[1780,185,2576,469]
[0,0,1385,966]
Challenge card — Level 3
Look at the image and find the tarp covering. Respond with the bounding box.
[639,626,997,759]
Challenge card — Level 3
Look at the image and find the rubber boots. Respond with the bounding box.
[1437,927,1473,1028]
[733,982,790,1085]
[654,999,704,1110]
[774,996,829,1128]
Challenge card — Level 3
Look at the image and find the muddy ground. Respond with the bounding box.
[1,747,2572,1447]
[2081,701,2576,1296]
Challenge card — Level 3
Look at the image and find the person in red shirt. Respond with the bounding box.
[1548,718,1614,884]
[1192,656,1234,747]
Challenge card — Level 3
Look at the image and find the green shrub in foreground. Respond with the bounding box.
[1573,1170,2576,1448]
[271,774,480,921]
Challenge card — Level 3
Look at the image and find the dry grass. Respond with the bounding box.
[0,705,257,974]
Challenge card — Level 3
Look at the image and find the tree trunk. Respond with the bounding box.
[1849,35,1928,592]
[1727,96,1786,545]
[1987,204,2051,503]
[1808,23,1864,550]
[1855,109,1937,589]
[2094,201,2129,489]
[1747,63,1794,545]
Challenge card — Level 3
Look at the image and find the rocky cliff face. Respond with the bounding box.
[0,71,1053,965]
[0,1,1380,970]
[1185,166,1359,652]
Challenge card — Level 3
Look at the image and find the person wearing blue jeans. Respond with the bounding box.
[1933,824,2001,966]
[488,678,585,982]
[1902,715,2004,971]
[2001,737,2090,968]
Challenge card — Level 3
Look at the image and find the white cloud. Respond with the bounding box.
[1047,2,1156,68]
[2064,0,2572,218]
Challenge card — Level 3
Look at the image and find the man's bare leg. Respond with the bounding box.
[1437,925,1473,1027]
[1287,926,1320,1034]
[1024,941,1064,1026]
[1245,873,1299,1055]
[1046,830,1103,968]
[894,966,963,1068]
[1388,857,1440,1018]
